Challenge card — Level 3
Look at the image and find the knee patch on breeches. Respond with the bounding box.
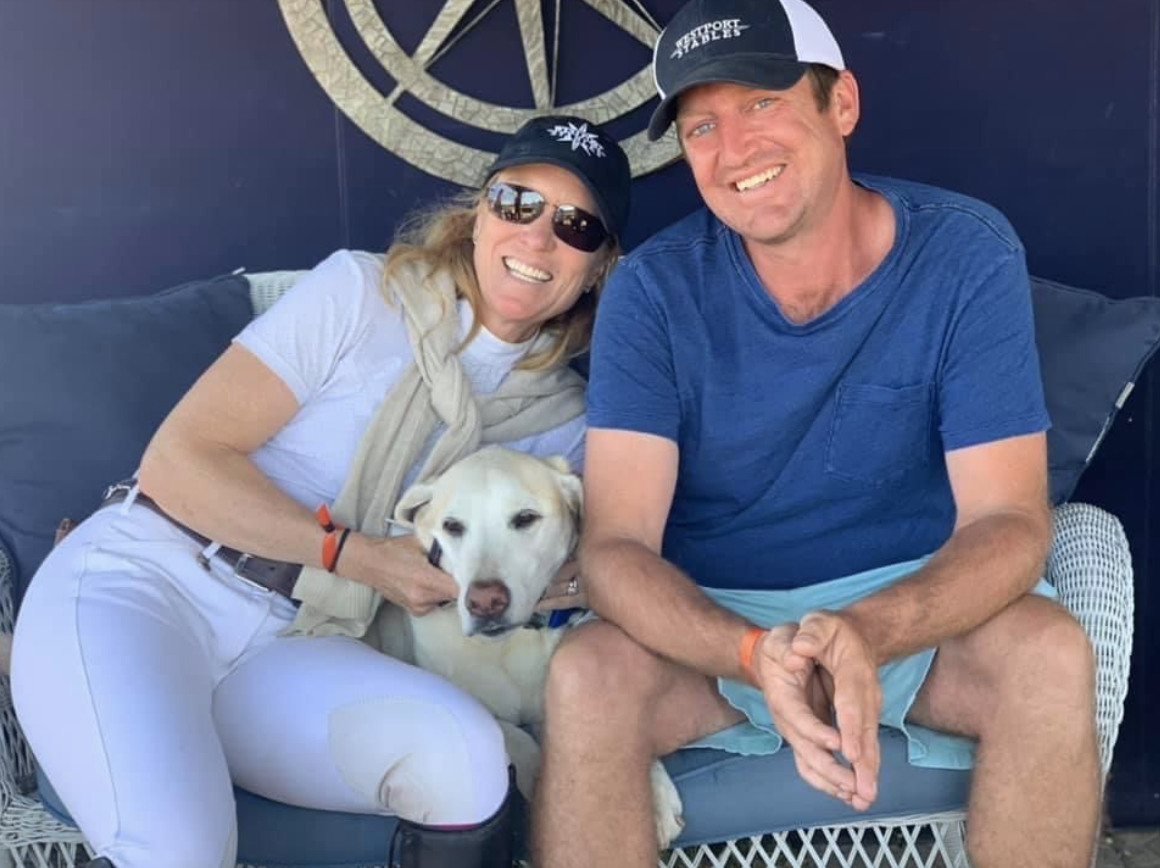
[328,697,508,825]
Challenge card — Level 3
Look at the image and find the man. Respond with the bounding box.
[532,0,1100,866]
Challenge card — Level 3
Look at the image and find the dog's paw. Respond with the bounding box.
[650,760,684,849]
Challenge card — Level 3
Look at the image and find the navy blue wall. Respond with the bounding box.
[2,1,1157,824]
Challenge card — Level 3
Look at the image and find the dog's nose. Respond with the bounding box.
[466,579,511,619]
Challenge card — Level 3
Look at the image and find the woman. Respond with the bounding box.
[12,114,630,868]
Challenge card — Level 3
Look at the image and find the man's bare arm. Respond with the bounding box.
[580,427,754,682]
[837,431,1052,664]
[582,426,856,800]
[138,344,458,614]
[789,430,1052,807]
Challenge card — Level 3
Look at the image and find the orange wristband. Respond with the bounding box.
[315,504,337,533]
[315,504,344,572]
[738,626,765,683]
[321,529,339,572]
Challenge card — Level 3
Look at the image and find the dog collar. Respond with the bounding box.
[524,613,548,630]
[525,607,583,631]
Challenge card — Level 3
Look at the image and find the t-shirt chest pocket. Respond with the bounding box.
[825,382,934,486]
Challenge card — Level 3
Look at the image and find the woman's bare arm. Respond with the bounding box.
[138,344,456,612]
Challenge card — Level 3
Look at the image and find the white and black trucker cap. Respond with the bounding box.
[648,0,845,141]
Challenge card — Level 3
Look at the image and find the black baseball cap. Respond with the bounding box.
[648,0,845,141]
[485,115,631,241]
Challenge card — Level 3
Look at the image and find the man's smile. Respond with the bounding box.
[734,164,786,192]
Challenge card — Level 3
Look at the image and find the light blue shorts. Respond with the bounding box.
[690,558,1057,771]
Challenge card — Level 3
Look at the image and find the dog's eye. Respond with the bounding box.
[442,518,465,537]
[510,510,541,531]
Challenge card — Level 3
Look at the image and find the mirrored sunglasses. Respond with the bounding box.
[485,181,609,253]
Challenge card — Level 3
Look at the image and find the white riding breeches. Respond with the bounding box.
[11,502,509,868]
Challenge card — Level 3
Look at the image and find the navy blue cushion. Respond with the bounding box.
[666,730,969,845]
[1032,277,1160,503]
[0,275,252,599]
[37,766,400,868]
[235,790,398,867]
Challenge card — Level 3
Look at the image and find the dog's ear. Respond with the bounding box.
[555,469,584,523]
[394,482,434,527]
[543,455,573,475]
[543,455,582,520]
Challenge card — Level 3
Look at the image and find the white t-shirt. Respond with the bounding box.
[234,250,586,511]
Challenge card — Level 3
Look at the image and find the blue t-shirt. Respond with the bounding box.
[587,175,1050,590]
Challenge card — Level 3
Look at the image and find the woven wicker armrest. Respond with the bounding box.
[1046,502,1134,776]
[0,550,35,807]
[245,270,311,316]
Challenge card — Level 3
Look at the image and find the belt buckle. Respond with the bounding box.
[200,549,269,596]
[231,553,268,594]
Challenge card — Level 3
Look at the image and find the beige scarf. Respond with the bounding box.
[287,260,586,639]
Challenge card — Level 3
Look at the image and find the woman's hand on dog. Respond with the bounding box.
[535,559,588,611]
[343,532,459,615]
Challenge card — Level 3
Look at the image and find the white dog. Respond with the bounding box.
[372,446,685,847]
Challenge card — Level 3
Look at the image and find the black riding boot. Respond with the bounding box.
[388,779,517,868]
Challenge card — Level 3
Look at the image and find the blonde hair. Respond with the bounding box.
[382,184,620,372]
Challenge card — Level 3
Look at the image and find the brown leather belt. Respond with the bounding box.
[101,482,302,601]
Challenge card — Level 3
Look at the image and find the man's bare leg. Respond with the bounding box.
[909,594,1100,868]
[532,620,744,868]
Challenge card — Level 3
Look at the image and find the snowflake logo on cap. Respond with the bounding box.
[547,122,606,158]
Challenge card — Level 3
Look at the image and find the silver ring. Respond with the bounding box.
[566,577,579,596]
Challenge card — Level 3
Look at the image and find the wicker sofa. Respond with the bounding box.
[0,270,1139,868]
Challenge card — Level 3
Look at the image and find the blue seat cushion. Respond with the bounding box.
[38,764,399,867]
[39,729,966,862]
[666,729,969,846]
[236,789,399,868]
